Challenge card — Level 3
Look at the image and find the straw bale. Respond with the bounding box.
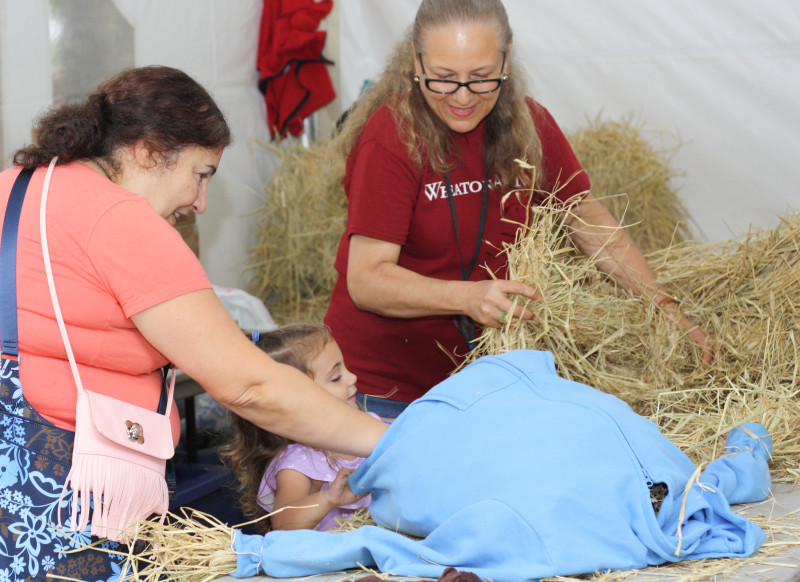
[245,138,346,325]
[468,193,800,481]
[566,116,695,254]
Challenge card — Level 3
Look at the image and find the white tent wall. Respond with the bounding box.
[0,0,271,289]
[337,0,800,243]
[112,0,274,289]
[2,1,797,291]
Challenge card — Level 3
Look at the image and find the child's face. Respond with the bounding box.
[309,341,359,408]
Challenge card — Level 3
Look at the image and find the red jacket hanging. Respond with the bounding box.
[257,0,336,138]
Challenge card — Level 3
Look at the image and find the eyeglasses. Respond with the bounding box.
[416,52,507,95]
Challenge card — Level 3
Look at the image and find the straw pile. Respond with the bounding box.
[566,116,695,254]
[468,189,800,481]
[246,138,345,325]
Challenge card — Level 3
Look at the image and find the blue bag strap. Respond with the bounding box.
[1,168,35,358]
[157,364,171,415]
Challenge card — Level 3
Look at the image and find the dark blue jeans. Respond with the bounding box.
[356,392,411,421]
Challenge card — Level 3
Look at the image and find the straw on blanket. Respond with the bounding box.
[467,163,799,482]
[245,137,345,325]
[565,115,695,254]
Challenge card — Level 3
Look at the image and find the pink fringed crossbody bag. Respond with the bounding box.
[39,158,175,542]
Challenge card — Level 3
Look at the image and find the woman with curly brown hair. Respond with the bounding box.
[0,66,386,580]
[325,0,713,419]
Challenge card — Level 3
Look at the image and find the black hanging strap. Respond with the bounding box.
[444,134,489,348]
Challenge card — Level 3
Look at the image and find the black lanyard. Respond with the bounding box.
[443,136,489,348]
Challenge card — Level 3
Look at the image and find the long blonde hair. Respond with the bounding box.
[332,0,542,190]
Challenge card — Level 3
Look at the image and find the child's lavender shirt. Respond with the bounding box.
[257,413,379,531]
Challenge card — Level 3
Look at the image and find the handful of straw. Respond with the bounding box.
[104,508,238,582]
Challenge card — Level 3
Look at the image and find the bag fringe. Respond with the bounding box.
[60,453,168,542]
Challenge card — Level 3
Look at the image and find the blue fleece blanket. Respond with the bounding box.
[232,350,772,581]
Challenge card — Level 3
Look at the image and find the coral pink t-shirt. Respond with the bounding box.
[0,163,211,436]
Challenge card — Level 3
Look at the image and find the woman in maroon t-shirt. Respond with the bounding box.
[325,0,714,418]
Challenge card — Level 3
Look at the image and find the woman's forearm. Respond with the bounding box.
[131,289,387,458]
[346,234,469,317]
[566,194,716,363]
[346,234,540,326]
[221,363,386,458]
[349,259,468,318]
[566,193,663,300]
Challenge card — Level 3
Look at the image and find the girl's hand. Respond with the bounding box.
[461,279,540,328]
[325,468,367,507]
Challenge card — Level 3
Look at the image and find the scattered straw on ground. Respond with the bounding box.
[245,137,345,325]
[99,497,800,582]
[116,509,237,582]
[566,115,695,254]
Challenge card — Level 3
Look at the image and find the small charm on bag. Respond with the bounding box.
[126,420,145,443]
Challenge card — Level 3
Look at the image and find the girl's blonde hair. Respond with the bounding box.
[220,324,333,530]
[332,0,542,190]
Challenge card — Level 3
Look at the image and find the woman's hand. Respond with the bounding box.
[567,194,717,366]
[690,323,717,365]
[347,234,539,322]
[460,279,540,328]
[325,468,367,507]
[658,301,717,365]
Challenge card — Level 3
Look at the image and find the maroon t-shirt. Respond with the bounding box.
[324,100,590,402]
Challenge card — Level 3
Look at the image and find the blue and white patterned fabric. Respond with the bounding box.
[230,350,771,582]
[0,357,125,581]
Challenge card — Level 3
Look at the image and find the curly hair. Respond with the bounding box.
[13,65,231,172]
[332,0,542,190]
[219,324,333,531]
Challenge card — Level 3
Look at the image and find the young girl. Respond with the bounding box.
[223,324,381,532]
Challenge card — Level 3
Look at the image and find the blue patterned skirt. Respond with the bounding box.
[0,357,125,581]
